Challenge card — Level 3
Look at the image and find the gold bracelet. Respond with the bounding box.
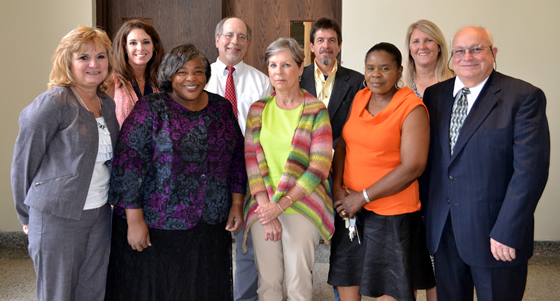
[277,202,284,212]
[284,195,294,205]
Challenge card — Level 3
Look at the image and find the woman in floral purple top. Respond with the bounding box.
[105,44,246,301]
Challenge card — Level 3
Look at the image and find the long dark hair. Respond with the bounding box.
[112,19,164,88]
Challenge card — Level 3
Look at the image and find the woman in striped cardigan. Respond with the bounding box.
[242,38,334,300]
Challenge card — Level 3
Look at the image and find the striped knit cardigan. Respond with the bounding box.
[242,90,335,253]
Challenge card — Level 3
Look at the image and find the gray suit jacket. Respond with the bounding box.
[12,86,119,224]
[299,63,363,147]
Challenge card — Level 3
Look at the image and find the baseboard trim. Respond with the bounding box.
[0,231,28,248]
[2,231,559,255]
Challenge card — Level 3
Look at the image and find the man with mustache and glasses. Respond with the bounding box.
[299,17,363,301]
[205,17,273,301]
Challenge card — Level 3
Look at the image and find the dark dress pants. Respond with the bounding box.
[434,214,527,301]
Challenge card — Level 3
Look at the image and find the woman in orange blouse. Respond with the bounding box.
[331,42,435,301]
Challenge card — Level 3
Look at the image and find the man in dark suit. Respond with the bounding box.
[299,17,363,147]
[421,26,550,300]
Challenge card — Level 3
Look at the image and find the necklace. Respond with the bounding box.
[412,80,422,99]
[96,116,109,133]
[72,87,106,130]
[72,87,102,112]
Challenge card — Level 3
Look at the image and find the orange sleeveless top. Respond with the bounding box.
[342,87,427,215]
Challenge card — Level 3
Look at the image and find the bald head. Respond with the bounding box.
[451,26,498,87]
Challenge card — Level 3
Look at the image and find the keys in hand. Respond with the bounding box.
[345,217,360,244]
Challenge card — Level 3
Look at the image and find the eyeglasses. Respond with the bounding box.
[451,45,492,58]
[221,33,247,42]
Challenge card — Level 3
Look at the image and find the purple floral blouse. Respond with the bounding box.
[109,91,246,230]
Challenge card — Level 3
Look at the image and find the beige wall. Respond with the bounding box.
[0,0,94,231]
[1,0,558,240]
[342,0,560,240]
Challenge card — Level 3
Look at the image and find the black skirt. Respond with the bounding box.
[105,213,233,301]
[359,210,435,300]
[327,210,365,287]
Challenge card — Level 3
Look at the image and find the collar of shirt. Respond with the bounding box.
[206,58,274,138]
[453,75,490,114]
[313,59,338,107]
[215,58,246,78]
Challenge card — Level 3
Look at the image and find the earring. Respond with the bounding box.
[362,80,367,89]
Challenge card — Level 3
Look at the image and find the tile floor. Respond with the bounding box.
[1,244,559,300]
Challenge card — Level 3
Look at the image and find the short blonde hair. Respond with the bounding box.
[404,20,453,87]
[49,25,114,96]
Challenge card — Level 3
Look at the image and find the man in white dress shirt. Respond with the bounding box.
[206,17,273,135]
[205,17,273,301]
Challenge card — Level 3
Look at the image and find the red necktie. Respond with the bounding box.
[225,66,238,119]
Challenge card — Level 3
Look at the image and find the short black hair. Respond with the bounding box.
[365,42,402,67]
[158,44,211,91]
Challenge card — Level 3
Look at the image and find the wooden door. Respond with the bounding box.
[96,0,341,74]
[97,0,223,64]
[224,0,342,73]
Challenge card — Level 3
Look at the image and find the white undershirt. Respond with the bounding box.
[83,116,112,210]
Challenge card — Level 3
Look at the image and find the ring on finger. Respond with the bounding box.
[341,210,347,216]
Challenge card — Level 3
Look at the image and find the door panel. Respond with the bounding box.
[98,0,222,64]
[225,0,341,73]
[97,0,341,74]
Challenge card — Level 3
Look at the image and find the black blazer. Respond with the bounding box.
[421,71,550,267]
[299,64,363,147]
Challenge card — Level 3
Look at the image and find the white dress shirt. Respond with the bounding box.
[453,76,490,115]
[206,59,273,135]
